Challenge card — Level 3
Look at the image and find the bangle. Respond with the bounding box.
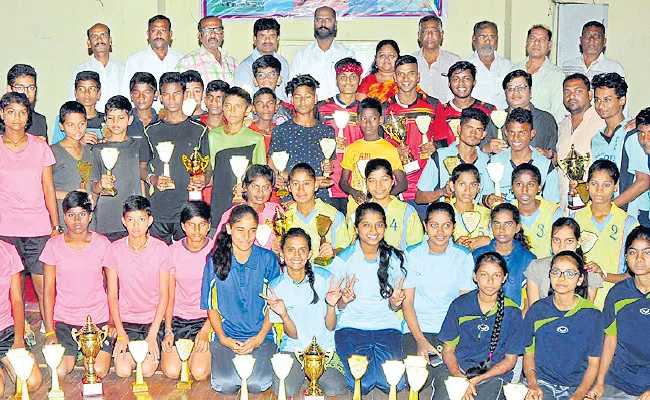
[146,173,155,186]
[325,300,336,307]
[45,331,56,338]
[117,336,126,341]
[164,331,174,338]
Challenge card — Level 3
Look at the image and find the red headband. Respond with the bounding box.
[336,64,363,77]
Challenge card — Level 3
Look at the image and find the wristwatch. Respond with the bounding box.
[52,225,64,234]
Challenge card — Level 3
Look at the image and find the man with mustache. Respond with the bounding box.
[69,23,124,111]
[465,21,512,110]
[290,6,355,100]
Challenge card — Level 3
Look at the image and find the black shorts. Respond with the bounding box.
[55,321,113,357]
[0,235,49,275]
[0,326,15,359]
[149,222,185,245]
[103,231,128,242]
[159,317,206,342]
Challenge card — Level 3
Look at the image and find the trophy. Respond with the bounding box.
[486,162,505,200]
[443,156,462,176]
[6,348,34,400]
[404,356,429,400]
[155,141,176,190]
[581,231,598,254]
[319,138,337,183]
[175,338,194,390]
[382,112,419,174]
[295,337,333,399]
[270,151,290,197]
[271,353,294,400]
[357,159,370,195]
[382,360,406,400]
[490,109,508,141]
[415,115,432,159]
[182,98,199,117]
[256,223,273,247]
[233,354,256,400]
[229,156,250,204]
[77,160,93,192]
[313,215,333,266]
[559,144,590,210]
[461,212,482,237]
[71,315,108,396]
[503,383,528,400]
[333,110,350,152]
[99,147,120,196]
[448,118,461,141]
[348,355,369,400]
[42,344,66,399]
[445,376,470,400]
[182,147,210,201]
[269,206,292,239]
[128,340,150,393]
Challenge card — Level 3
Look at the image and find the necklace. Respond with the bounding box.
[127,236,149,252]
[3,134,26,147]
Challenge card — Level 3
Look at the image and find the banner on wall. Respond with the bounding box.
[203,0,446,18]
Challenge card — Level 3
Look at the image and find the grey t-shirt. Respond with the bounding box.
[51,143,97,227]
[524,256,603,299]
[481,104,559,151]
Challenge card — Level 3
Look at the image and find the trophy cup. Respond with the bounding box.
[404,356,429,400]
[580,231,599,254]
[182,98,199,117]
[445,376,470,400]
[233,354,256,400]
[503,383,528,400]
[270,151,290,197]
[490,109,508,141]
[443,156,461,176]
[128,340,149,393]
[415,115,432,159]
[461,212,482,237]
[6,349,34,400]
[348,355,369,400]
[319,138,337,184]
[271,353,294,400]
[71,315,108,396]
[486,162,505,200]
[42,344,66,399]
[313,215,333,266]
[182,147,210,201]
[357,159,370,195]
[77,160,93,192]
[175,338,194,390]
[99,147,120,196]
[269,206,293,239]
[333,110,350,152]
[155,141,176,190]
[559,144,590,210]
[448,118,461,141]
[256,223,273,247]
[229,156,250,204]
[382,360,406,400]
[295,337,333,400]
[382,111,419,174]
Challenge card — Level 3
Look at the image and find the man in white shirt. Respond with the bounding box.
[465,21,512,110]
[561,21,625,80]
[290,6,355,100]
[69,23,124,111]
[412,15,460,103]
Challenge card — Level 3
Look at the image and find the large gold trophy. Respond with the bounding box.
[313,215,333,266]
[295,337,334,400]
[77,161,93,192]
[182,147,210,201]
[269,206,292,238]
[559,144,590,210]
[71,315,108,396]
[382,112,420,175]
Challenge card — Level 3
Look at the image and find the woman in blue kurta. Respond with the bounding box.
[200,204,280,394]
[588,226,650,400]
[433,252,524,400]
[523,251,603,400]
[331,202,411,394]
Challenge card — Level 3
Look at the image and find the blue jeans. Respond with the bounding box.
[335,328,405,394]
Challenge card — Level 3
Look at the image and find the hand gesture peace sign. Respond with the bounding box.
[389,276,406,310]
[341,274,356,304]
[325,276,345,307]
[259,287,288,317]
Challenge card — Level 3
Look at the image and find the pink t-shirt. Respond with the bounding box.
[0,240,24,331]
[170,238,213,320]
[216,202,281,249]
[104,236,171,324]
[0,134,55,237]
[39,232,111,326]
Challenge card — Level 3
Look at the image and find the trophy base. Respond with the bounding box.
[132,381,149,393]
[176,378,193,390]
[419,152,430,160]
[404,160,420,175]
[101,187,118,197]
[305,396,326,400]
[160,181,176,191]
[313,256,332,267]
[48,389,65,399]
[188,190,202,201]
[568,195,586,211]
[82,382,104,396]
[277,188,289,198]
[320,178,334,187]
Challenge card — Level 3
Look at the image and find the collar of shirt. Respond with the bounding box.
[392,92,425,108]
[468,51,511,72]
[333,95,358,109]
[130,108,158,127]
[231,246,260,270]
[307,39,345,56]
[582,52,606,70]
[197,45,229,62]
[598,116,632,137]
[87,54,117,70]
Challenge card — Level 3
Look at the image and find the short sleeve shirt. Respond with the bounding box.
[51,143,97,225]
[0,240,23,331]
[170,238,213,320]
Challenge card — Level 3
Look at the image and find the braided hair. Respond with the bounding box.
[281,228,319,304]
[491,203,530,249]
[211,204,258,281]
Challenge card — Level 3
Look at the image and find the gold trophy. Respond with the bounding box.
[348,355,369,400]
[448,118,461,141]
[271,353,294,400]
[490,109,508,141]
[233,354,256,400]
[128,340,149,393]
[295,337,334,399]
[441,156,462,202]
[404,356,429,400]
[42,344,66,399]
[269,206,292,239]
[6,348,34,400]
[229,156,250,204]
[319,138,337,186]
[559,144,590,210]
[77,160,93,192]
[270,151,290,197]
[415,115,432,159]
[333,110,350,152]
[313,215,333,266]
[175,338,194,390]
[155,141,176,190]
[182,147,210,201]
[445,376,470,400]
[99,147,120,196]
[382,112,419,174]
[71,315,108,396]
[382,360,406,400]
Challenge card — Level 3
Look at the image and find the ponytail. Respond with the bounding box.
[377,238,406,299]
[304,262,319,304]
[211,204,258,281]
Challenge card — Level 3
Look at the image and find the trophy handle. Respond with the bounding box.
[294,349,305,370]
[71,327,80,347]
[100,325,109,343]
[181,154,191,170]
[324,349,334,370]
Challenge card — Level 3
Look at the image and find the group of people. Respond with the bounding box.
[0,6,649,400]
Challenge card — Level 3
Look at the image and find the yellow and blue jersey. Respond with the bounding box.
[513,197,563,258]
[450,199,492,240]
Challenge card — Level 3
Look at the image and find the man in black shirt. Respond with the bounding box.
[5,64,48,140]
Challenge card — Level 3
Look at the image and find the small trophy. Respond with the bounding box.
[269,206,293,239]
[99,147,120,196]
[559,144,590,210]
[175,338,194,390]
[128,340,149,393]
[382,360,406,400]
[448,118,461,141]
[256,223,273,247]
[155,141,176,190]
[382,112,419,174]
[348,355,369,400]
[333,110,350,152]
[443,156,462,176]
[42,344,66,399]
[182,147,210,201]
[445,376,470,400]
[490,109,508,141]
[229,156,250,204]
[415,115,432,159]
[319,138,337,183]
[461,212,482,236]
[581,231,598,254]
[503,383,528,400]
[182,98,199,117]
[71,315,108,396]
[270,151,290,197]
[357,159,370,194]
[6,348,34,400]
[271,353,294,400]
[313,215,333,266]
[233,354,256,400]
[77,160,93,192]
[404,356,429,400]
[486,162,505,200]
[295,337,333,400]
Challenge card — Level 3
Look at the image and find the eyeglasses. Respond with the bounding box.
[477,34,497,41]
[549,269,581,279]
[11,85,37,93]
[255,71,278,80]
[582,34,604,41]
[201,27,224,35]
[506,84,529,93]
[419,28,440,36]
